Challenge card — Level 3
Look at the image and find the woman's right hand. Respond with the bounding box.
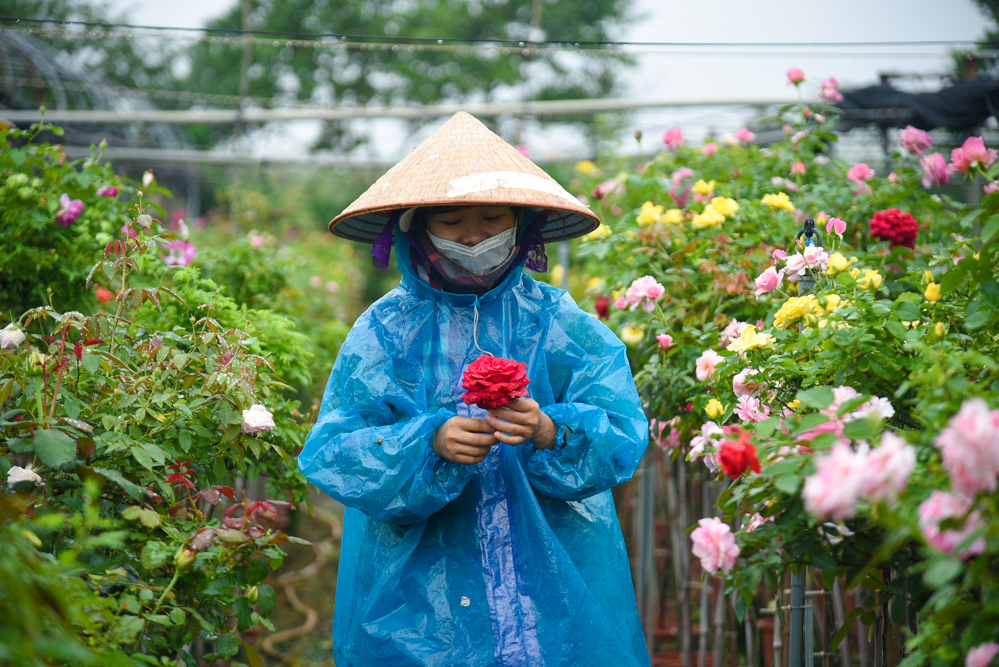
[432,417,498,465]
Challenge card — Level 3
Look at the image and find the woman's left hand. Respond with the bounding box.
[486,398,556,450]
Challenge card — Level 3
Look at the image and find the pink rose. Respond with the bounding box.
[814,156,830,165]
[815,114,827,124]
[802,442,868,520]
[790,161,806,176]
[97,185,119,197]
[695,349,724,382]
[690,517,740,574]
[918,490,987,559]
[985,182,999,195]
[772,249,787,261]
[816,83,843,103]
[791,131,808,145]
[826,217,846,236]
[966,644,999,667]
[786,68,805,85]
[719,320,748,346]
[690,421,724,466]
[819,76,839,89]
[734,128,755,144]
[934,398,999,498]
[702,142,719,156]
[614,296,628,310]
[625,275,666,312]
[802,245,829,271]
[920,153,949,188]
[733,368,761,397]
[592,178,621,200]
[949,136,998,174]
[162,240,197,267]
[847,163,875,183]
[754,266,784,297]
[887,172,898,184]
[899,125,932,155]
[734,395,770,423]
[56,193,84,226]
[656,334,673,350]
[663,128,685,150]
[250,235,265,249]
[861,432,916,503]
[783,252,807,280]
[822,386,861,418]
[745,513,773,533]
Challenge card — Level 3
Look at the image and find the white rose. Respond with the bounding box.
[142,170,154,188]
[136,214,153,229]
[1,325,25,351]
[241,404,275,435]
[7,465,43,487]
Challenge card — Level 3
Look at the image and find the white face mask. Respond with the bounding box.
[427,227,517,276]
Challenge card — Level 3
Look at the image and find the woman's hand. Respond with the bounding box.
[486,398,557,450]
[432,417,498,465]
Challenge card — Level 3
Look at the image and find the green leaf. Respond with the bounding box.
[242,639,265,667]
[752,417,780,437]
[924,559,962,588]
[92,466,145,500]
[222,423,242,442]
[940,267,967,295]
[810,551,837,572]
[831,618,855,651]
[33,429,78,469]
[895,292,922,303]
[894,301,922,321]
[234,597,254,632]
[179,430,192,452]
[965,309,991,330]
[203,576,232,597]
[774,473,801,495]
[141,541,171,570]
[215,633,240,659]
[131,445,154,471]
[733,593,747,623]
[981,214,999,245]
[886,321,908,340]
[169,608,187,626]
[843,419,878,441]
[797,387,834,410]
[140,442,167,465]
[762,459,800,477]
[255,584,276,618]
[795,413,830,432]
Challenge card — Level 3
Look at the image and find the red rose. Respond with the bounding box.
[869,208,918,249]
[717,430,761,479]
[594,295,610,320]
[461,355,531,409]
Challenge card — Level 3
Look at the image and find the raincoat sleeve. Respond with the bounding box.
[298,310,475,525]
[527,297,648,501]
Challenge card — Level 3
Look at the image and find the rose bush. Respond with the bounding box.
[570,71,999,664]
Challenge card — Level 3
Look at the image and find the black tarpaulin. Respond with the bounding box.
[837,79,999,131]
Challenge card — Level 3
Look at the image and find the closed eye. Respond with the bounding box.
[483,216,503,221]
[439,219,460,226]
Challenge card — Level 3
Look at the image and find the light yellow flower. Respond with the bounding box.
[902,320,920,330]
[620,325,645,346]
[815,293,842,314]
[709,196,739,217]
[691,204,726,229]
[924,282,941,302]
[587,277,606,291]
[726,325,776,352]
[826,252,857,274]
[923,270,934,284]
[625,230,638,239]
[761,192,796,212]
[582,224,612,242]
[575,160,597,175]
[693,179,716,195]
[814,211,828,226]
[773,295,817,330]
[663,208,683,225]
[935,322,945,337]
[705,398,724,419]
[549,265,565,285]
[637,201,664,225]
[849,268,883,290]
[787,398,802,410]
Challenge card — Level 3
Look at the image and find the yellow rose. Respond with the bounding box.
[935,322,945,337]
[620,325,645,345]
[693,179,716,195]
[787,399,802,410]
[549,265,565,285]
[773,295,817,330]
[923,270,934,284]
[709,196,739,217]
[575,160,597,175]
[691,204,725,229]
[726,325,776,352]
[587,277,606,291]
[854,269,883,290]
[816,293,842,314]
[705,398,724,420]
[663,208,683,225]
[924,282,941,302]
[637,201,663,225]
[761,192,796,212]
[826,252,857,274]
[582,224,612,242]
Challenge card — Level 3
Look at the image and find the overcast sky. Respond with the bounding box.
[105,0,990,160]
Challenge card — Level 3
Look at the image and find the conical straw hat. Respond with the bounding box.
[329,111,600,243]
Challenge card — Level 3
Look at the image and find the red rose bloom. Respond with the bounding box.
[869,208,918,249]
[594,295,610,320]
[461,355,531,409]
[717,430,761,479]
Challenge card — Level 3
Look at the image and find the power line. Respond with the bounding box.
[0,16,984,49]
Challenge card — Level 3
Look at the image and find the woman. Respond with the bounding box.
[298,112,650,667]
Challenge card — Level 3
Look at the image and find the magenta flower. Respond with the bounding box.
[56,193,84,226]
[690,517,739,574]
[802,442,868,520]
[966,644,999,667]
[162,240,197,267]
[754,266,784,298]
[934,398,999,498]
[920,153,949,188]
[918,490,987,559]
[786,68,805,85]
[656,334,673,350]
[733,128,755,144]
[826,217,846,236]
[96,185,119,197]
[950,136,999,174]
[663,128,685,150]
[702,142,719,156]
[899,126,932,155]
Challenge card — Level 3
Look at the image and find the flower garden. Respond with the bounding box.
[2,67,999,666]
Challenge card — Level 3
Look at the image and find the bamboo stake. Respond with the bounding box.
[832,579,851,667]
[679,456,692,667]
[698,472,711,667]
[713,578,726,667]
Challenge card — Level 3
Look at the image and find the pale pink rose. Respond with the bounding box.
[657,334,673,350]
[918,490,987,558]
[786,68,805,85]
[790,161,806,176]
[887,172,898,184]
[250,235,265,249]
[666,428,681,450]
[663,128,685,150]
[798,418,845,443]
[852,397,895,422]
[326,280,340,293]
[791,131,808,145]
[783,252,806,281]
[920,153,949,188]
[826,217,846,236]
[614,296,628,310]
[772,249,787,261]
[816,85,843,103]
[934,398,999,498]
[819,76,839,89]
[733,368,761,397]
[734,128,755,144]
[802,442,868,519]
[719,320,749,346]
[690,421,724,463]
[802,245,829,271]
[745,513,773,533]
[899,126,932,155]
[241,404,275,435]
[735,395,770,423]
[862,432,916,503]
[693,191,710,204]
[847,163,875,183]
[649,418,670,451]
[592,179,621,200]
[695,349,725,382]
[702,142,719,156]
[802,107,813,118]
[815,114,827,123]
[690,517,740,574]
[783,124,794,134]
[813,156,830,165]
[671,167,694,182]
[822,386,861,418]
[754,266,785,297]
[966,643,999,667]
[985,182,999,195]
[949,136,998,174]
[625,275,665,312]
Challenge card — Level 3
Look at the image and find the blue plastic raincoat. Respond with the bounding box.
[299,232,651,667]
